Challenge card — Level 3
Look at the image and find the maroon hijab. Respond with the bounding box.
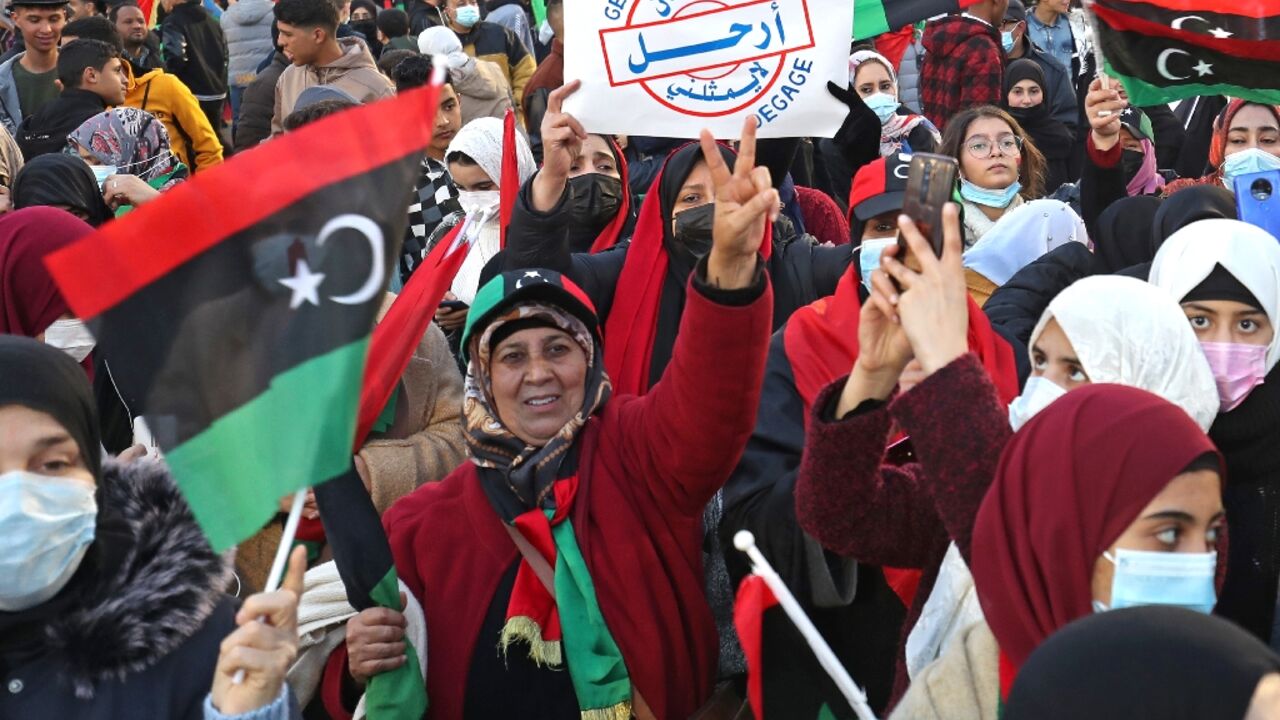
[0,206,95,337]
[971,384,1223,671]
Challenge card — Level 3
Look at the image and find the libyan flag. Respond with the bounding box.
[1092,0,1280,105]
[735,575,854,720]
[853,0,980,40]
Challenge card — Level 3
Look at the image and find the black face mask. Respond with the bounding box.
[1121,148,1145,183]
[565,173,624,252]
[351,18,377,38]
[670,203,715,264]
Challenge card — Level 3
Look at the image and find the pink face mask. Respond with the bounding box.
[1200,341,1268,412]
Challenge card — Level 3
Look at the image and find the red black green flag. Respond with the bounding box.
[1092,0,1280,105]
[854,0,981,40]
[735,575,852,720]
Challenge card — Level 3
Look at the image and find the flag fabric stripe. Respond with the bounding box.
[1093,2,1280,60]
[46,86,443,319]
[853,0,891,40]
[166,339,367,550]
[1100,0,1280,20]
[735,575,778,719]
[364,567,429,719]
[1096,0,1280,41]
[854,0,980,40]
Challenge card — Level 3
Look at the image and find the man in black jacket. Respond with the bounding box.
[159,0,227,134]
[16,37,126,158]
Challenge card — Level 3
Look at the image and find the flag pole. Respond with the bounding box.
[232,486,309,684]
[734,531,879,720]
[1082,0,1111,91]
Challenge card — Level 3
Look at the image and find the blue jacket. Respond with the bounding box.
[220,0,274,88]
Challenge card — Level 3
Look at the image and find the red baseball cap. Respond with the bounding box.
[848,153,911,223]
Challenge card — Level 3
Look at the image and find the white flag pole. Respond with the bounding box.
[232,486,309,684]
[733,530,878,720]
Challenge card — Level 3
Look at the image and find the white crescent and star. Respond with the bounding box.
[1156,48,1213,81]
[1171,14,1233,39]
[276,213,385,309]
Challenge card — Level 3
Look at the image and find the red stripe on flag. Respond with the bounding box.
[499,108,517,249]
[353,221,471,447]
[734,574,779,720]
[46,83,443,320]
[1094,2,1280,59]
[1103,0,1280,20]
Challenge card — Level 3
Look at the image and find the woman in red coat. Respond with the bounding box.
[323,120,779,719]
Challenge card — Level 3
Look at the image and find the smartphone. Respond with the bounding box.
[1235,169,1280,242]
[900,153,959,258]
[438,300,469,312]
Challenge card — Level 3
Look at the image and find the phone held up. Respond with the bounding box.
[1235,169,1280,242]
[900,152,959,260]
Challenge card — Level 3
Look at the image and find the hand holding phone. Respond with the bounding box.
[900,153,959,261]
[438,300,469,312]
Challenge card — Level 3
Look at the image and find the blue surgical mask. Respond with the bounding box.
[960,177,1022,208]
[454,4,480,27]
[858,237,896,288]
[1007,375,1067,431]
[1102,548,1217,615]
[1001,30,1015,53]
[0,471,97,611]
[1222,148,1280,189]
[862,92,899,125]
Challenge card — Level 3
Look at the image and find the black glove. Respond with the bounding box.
[827,81,882,171]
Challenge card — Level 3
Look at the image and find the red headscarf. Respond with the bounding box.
[782,264,1021,416]
[971,384,1223,673]
[604,141,772,396]
[1166,99,1280,195]
[0,207,95,338]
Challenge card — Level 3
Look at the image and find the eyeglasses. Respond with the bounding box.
[964,134,1023,159]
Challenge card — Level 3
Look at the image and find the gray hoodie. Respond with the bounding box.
[220,0,275,87]
[0,53,29,135]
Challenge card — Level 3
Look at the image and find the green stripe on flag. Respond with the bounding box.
[166,339,369,551]
[365,567,429,720]
[531,0,546,27]
[853,0,890,40]
[1105,60,1280,106]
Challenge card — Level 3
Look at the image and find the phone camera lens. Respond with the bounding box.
[1251,179,1273,202]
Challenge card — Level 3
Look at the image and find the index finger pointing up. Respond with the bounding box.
[547,80,581,116]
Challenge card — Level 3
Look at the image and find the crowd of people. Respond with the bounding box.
[2,0,1280,716]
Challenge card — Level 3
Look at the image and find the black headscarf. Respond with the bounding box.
[658,141,736,279]
[0,334,101,477]
[1006,606,1280,719]
[1152,184,1237,256]
[12,154,113,228]
[1093,195,1162,273]
[1002,59,1073,162]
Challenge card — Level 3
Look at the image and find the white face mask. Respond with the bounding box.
[1007,375,1069,431]
[44,318,96,362]
[0,471,97,611]
[457,189,500,218]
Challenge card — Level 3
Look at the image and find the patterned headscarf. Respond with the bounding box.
[67,108,185,186]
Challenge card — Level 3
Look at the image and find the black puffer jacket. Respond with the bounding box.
[982,241,1099,384]
[234,50,287,150]
[0,459,236,718]
[161,0,229,98]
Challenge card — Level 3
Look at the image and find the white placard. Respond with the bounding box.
[563,0,853,139]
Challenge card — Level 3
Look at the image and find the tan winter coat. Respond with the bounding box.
[890,620,1000,720]
[270,37,395,136]
[451,56,515,127]
[234,295,466,592]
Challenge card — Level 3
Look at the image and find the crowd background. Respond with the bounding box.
[2,0,1280,717]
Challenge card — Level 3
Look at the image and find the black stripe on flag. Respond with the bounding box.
[1096,21,1280,93]
[1096,0,1280,43]
[885,0,966,29]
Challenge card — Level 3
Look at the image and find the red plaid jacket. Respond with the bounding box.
[920,15,1006,131]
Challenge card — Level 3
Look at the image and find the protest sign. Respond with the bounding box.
[563,0,853,138]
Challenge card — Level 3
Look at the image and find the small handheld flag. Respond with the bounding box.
[734,531,879,720]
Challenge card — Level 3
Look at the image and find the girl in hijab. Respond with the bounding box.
[1001,60,1073,194]
[938,106,1047,247]
[848,49,940,158]
[904,274,1219,686]
[1166,99,1280,195]
[322,133,777,718]
[961,198,1087,306]
[11,154,112,227]
[0,335,238,716]
[903,385,1224,719]
[67,107,188,216]
[427,115,536,335]
[1149,219,1280,646]
[508,83,851,395]
[1007,606,1280,719]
